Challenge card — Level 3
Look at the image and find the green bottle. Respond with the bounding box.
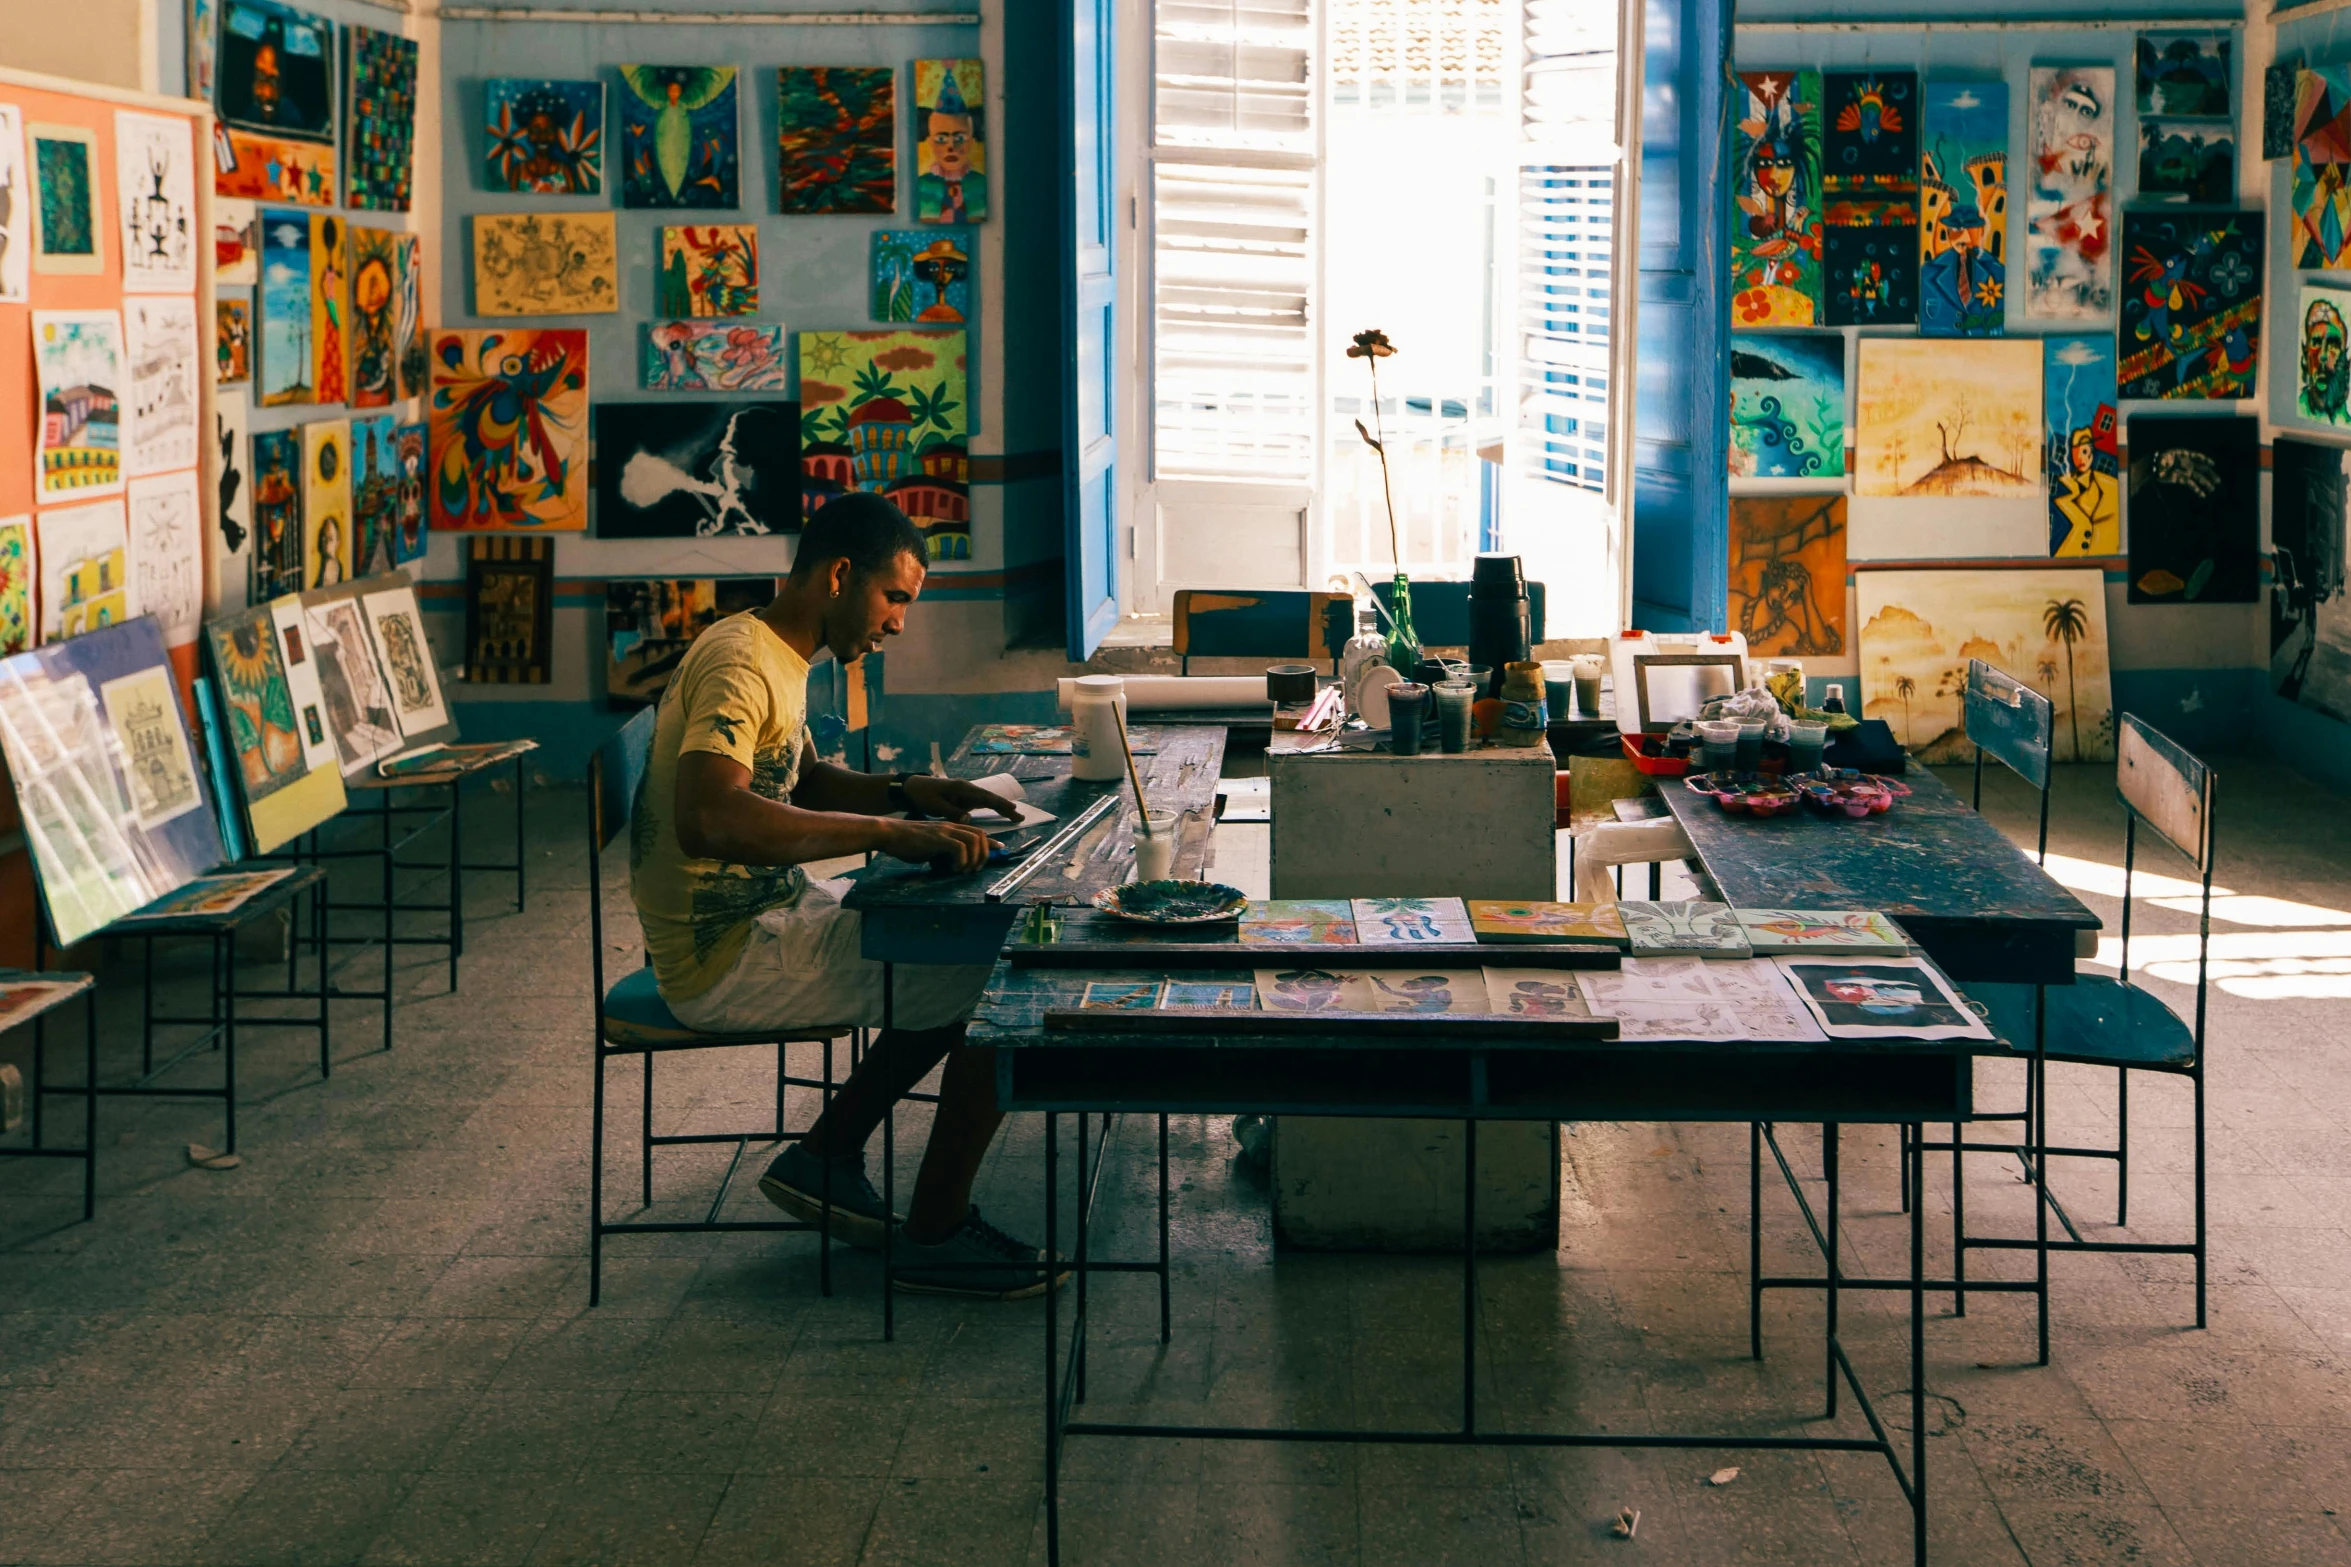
[1386,571,1422,675]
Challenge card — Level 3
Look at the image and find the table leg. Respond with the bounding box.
[1075,1110,1089,1404]
[1044,1107,1061,1567]
[222,931,239,1156]
[1462,1115,1477,1438]
[882,961,896,1343]
[82,987,97,1222]
[140,935,154,1074]
[1823,1123,1839,1421]
[1749,1121,1763,1361]
[1158,1113,1171,1344]
[448,781,464,991]
[1912,1106,1928,1567]
[513,753,528,912]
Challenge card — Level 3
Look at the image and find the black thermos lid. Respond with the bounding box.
[1470,553,1526,597]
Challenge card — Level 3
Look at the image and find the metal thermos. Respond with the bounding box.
[1467,553,1531,700]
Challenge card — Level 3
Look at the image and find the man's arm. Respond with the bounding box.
[791,756,1020,824]
[674,752,992,872]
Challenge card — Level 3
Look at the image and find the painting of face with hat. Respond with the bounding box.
[1918,82,2008,337]
[872,229,972,324]
[916,60,987,224]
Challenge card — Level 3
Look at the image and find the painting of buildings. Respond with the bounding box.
[798,330,969,560]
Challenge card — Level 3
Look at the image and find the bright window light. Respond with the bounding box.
[2039,852,2222,902]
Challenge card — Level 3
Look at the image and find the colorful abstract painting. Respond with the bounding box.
[873,229,970,323]
[2268,437,2351,714]
[218,0,335,143]
[1729,331,1843,479]
[33,310,123,500]
[342,23,417,211]
[915,60,986,223]
[114,110,198,293]
[658,225,756,316]
[2117,210,2262,400]
[486,79,603,194]
[775,66,895,214]
[2024,68,2114,321]
[1820,71,1918,328]
[1856,567,2113,763]
[2043,336,2119,558]
[1823,221,1919,326]
[350,413,403,577]
[394,232,425,399]
[1854,338,2040,500]
[427,329,590,531]
[2293,67,2351,270]
[31,124,101,274]
[2136,32,2232,119]
[216,296,252,386]
[593,402,797,537]
[2125,415,2258,605]
[2268,61,2301,161]
[301,418,352,589]
[2139,119,2233,204]
[258,210,311,406]
[1729,496,1846,659]
[1729,70,1822,327]
[472,212,618,316]
[618,66,738,209]
[798,330,970,560]
[1238,900,1357,946]
[0,518,33,654]
[1918,82,2006,338]
[310,214,347,406]
[347,223,398,409]
[2302,285,2351,428]
[250,428,304,601]
[214,130,334,206]
[642,322,789,391]
[391,422,427,563]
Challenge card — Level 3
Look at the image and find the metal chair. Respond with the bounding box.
[586,707,855,1305]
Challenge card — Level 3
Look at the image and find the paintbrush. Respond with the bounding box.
[1113,704,1154,840]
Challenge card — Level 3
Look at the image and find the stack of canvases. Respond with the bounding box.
[1725,32,2271,767]
[454,56,978,602]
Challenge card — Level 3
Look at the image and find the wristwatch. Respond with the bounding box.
[884,772,917,813]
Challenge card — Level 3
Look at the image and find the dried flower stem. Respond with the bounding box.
[1369,357,1401,565]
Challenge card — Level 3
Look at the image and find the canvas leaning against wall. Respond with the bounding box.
[1857,568,2114,764]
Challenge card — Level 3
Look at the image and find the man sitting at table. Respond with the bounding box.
[630,492,1062,1300]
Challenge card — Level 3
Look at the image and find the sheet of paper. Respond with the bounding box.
[1776,956,1993,1040]
[1481,967,1595,1018]
[1079,981,1161,1010]
[1254,967,1376,1011]
[1356,969,1488,1015]
[1578,957,1827,1042]
[1351,897,1475,945]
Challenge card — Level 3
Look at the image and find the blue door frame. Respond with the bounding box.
[1061,0,1120,658]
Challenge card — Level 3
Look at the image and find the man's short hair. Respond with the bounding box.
[794,493,927,579]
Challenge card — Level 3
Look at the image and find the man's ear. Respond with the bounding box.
[829,557,854,599]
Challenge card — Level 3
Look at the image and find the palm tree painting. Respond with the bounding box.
[1855,569,2114,762]
[796,330,971,560]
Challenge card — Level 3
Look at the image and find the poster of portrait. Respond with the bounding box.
[486,78,604,194]
[99,664,203,828]
[2125,415,2258,605]
[359,583,450,738]
[1729,496,1846,659]
[0,107,29,301]
[31,123,102,275]
[465,536,553,683]
[249,428,304,601]
[1853,337,2040,499]
[2298,284,2351,427]
[347,223,398,408]
[1918,82,2006,338]
[799,330,968,559]
[217,296,253,386]
[617,66,738,208]
[349,414,403,577]
[33,310,124,500]
[36,499,132,641]
[208,391,254,616]
[343,23,418,211]
[218,0,335,143]
[114,110,198,293]
[1857,567,2112,763]
[309,213,347,404]
[642,322,790,392]
[257,209,311,406]
[124,295,202,478]
[1820,71,1918,328]
[592,402,798,537]
[2117,210,2262,400]
[2043,336,2119,558]
[126,470,203,648]
[2296,67,2351,271]
[301,591,401,774]
[301,419,352,590]
[1728,331,1843,479]
[471,211,618,315]
[2269,437,2351,716]
[658,225,756,317]
[775,66,895,214]
[915,60,986,223]
[872,230,970,324]
[427,329,590,530]
[0,518,31,654]
[1729,69,1822,326]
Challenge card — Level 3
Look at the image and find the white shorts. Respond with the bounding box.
[666,876,994,1035]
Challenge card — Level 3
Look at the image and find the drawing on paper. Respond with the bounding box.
[37,500,131,641]
[362,586,448,735]
[31,124,101,274]
[1615,901,1752,957]
[1856,567,2114,762]
[2269,437,2351,717]
[915,60,986,223]
[775,66,895,214]
[343,23,418,210]
[2043,336,2119,557]
[487,78,604,194]
[1729,496,1846,658]
[99,666,202,828]
[249,429,304,601]
[658,224,756,317]
[873,230,970,323]
[1853,338,2040,499]
[347,224,398,408]
[799,330,968,559]
[2125,415,2258,605]
[34,311,123,500]
[258,211,311,406]
[642,322,790,392]
[2025,67,2114,320]
[1729,70,1822,326]
[471,211,618,316]
[427,329,590,530]
[1728,332,1842,478]
[617,66,738,209]
[127,471,202,648]
[2118,210,2262,401]
[1918,82,2006,338]
[124,296,202,479]
[1481,970,1591,1018]
[0,107,30,301]
[593,402,798,537]
[305,596,401,774]
[115,110,198,293]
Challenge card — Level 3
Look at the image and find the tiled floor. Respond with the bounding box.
[4,759,2351,1564]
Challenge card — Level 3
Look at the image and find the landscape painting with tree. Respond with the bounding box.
[1855,338,2040,499]
[1729,496,1846,659]
[1857,568,2113,763]
[2124,415,2258,605]
[1728,332,1843,479]
[1729,69,1822,326]
[798,330,969,560]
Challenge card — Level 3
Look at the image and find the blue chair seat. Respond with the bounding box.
[1969,977,2197,1070]
[602,967,845,1049]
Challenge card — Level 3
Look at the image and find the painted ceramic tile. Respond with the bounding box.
[2117,210,2261,400]
[350,414,403,577]
[0,518,33,654]
[302,594,401,774]
[215,130,334,206]
[1728,331,1843,479]
[799,329,969,559]
[873,229,971,323]
[1160,980,1254,1010]
[301,419,353,590]
[2299,284,2351,427]
[208,392,253,615]
[36,499,131,640]
[1254,968,1373,1011]
[2044,336,2119,557]
[1853,338,2041,500]
[658,224,756,316]
[347,224,398,409]
[257,210,311,406]
[2267,60,2300,161]
[617,66,738,209]
[124,296,202,479]
[206,601,306,800]
[2294,68,2351,270]
[1778,957,1989,1041]
[487,79,604,194]
[218,0,335,143]
[1732,909,1910,956]
[0,108,29,301]
[217,296,253,386]
[126,471,202,648]
[33,310,124,500]
[394,232,425,400]
[390,422,426,563]
[249,428,304,600]
[915,60,987,223]
[1350,897,1474,945]
[775,66,895,214]
[1357,970,1488,1015]
[1079,981,1161,1010]
[2138,119,2233,204]
[1730,69,1822,326]
[642,322,790,392]
[1616,901,1751,957]
[360,583,448,737]
[2024,67,2113,321]
[1729,496,1846,658]
[594,402,797,537]
[1239,900,1357,946]
[309,214,347,404]
[1464,900,1628,946]
[472,211,619,316]
[604,577,775,709]
[2125,415,2258,605]
[427,329,590,530]
[1918,82,2006,338]
[1856,567,2113,762]
[114,110,198,293]
[2269,437,2351,716]
[30,124,101,274]
[1481,968,1593,1017]
[342,24,418,211]
[463,536,553,683]
[2136,32,2231,119]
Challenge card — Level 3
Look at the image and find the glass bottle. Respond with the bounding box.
[1340,598,1389,708]
[1384,571,1422,677]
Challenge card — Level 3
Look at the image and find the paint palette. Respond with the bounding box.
[1092,880,1251,925]
[1793,771,1913,818]
[1682,773,1802,817]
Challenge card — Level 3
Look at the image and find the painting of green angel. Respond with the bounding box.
[618,66,738,209]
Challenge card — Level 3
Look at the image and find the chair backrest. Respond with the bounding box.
[586,707,659,1007]
[2117,713,2213,873]
[1371,578,1549,648]
[1170,590,1352,671]
[1963,659,2053,793]
[808,650,882,770]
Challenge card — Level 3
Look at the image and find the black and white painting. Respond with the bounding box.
[592,401,799,538]
[113,109,197,294]
[209,391,252,615]
[2271,436,2351,720]
[303,594,401,774]
[124,295,201,477]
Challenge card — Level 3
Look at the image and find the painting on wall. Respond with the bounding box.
[303,592,401,775]
[2117,210,2262,400]
[605,577,778,709]
[114,110,199,294]
[799,330,970,559]
[915,60,987,223]
[775,66,895,215]
[1824,70,1917,190]
[487,79,604,194]
[427,329,591,531]
[464,537,553,684]
[2043,335,2119,558]
[2269,437,2351,716]
[2124,415,2259,605]
[214,197,258,285]
[123,296,202,479]
[642,322,789,392]
[215,130,334,206]
[2268,60,2301,161]
[309,213,347,406]
[2294,67,2351,270]
[472,212,618,316]
[391,422,426,564]
[1820,70,1918,328]
[2136,32,2231,118]
[2138,119,2234,204]
[1857,567,2113,763]
[2299,284,2351,427]
[1823,217,1919,326]
[301,418,352,590]
[1853,338,2040,500]
[617,66,739,209]
[347,223,398,409]
[249,429,302,600]
[343,24,417,211]
[1728,332,1843,479]
[37,499,131,642]
[31,124,102,275]
[1729,69,1822,327]
[218,0,335,144]
[1729,495,1846,659]
[0,517,31,654]
[394,232,426,399]
[0,107,30,302]
[216,296,252,386]
[350,414,403,577]
[658,225,756,317]
[210,393,253,616]
[873,230,971,323]
[206,603,305,805]
[33,310,123,501]
[1918,82,2006,338]
[592,402,798,538]
[127,471,202,649]
[258,210,311,406]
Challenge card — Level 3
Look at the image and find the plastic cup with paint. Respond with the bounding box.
[1541,660,1575,719]
[1572,654,1605,718]
[1433,680,1477,753]
[1786,719,1829,776]
[1388,682,1429,754]
[1695,718,1740,774]
[1133,810,1179,882]
[1734,719,1767,773]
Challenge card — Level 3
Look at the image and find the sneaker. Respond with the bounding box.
[759,1141,898,1249]
[892,1206,1070,1301]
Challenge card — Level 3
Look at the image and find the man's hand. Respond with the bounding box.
[880,817,994,874]
[904,774,1020,824]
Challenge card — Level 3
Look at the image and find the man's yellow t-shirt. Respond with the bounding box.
[629,612,814,1002]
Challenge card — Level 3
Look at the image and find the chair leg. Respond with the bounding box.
[1748,1121,1763,1361]
[2193,1064,2207,1329]
[2115,1066,2130,1228]
[1898,1124,1912,1214]
[641,1050,654,1208]
[591,1045,606,1307]
[1952,1116,1967,1318]
[2035,1051,2050,1367]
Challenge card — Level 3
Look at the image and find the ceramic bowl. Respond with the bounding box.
[1092,880,1251,924]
